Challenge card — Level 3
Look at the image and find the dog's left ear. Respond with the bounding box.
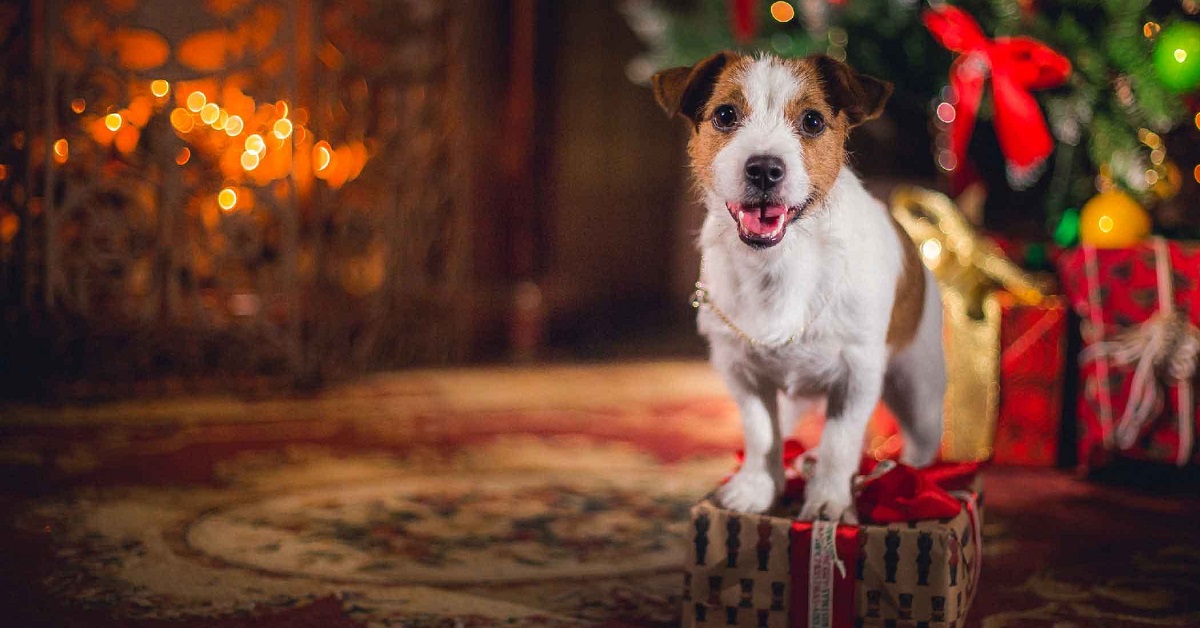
[811,55,892,127]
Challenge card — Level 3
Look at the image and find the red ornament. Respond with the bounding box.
[923,6,1071,193]
[728,0,759,44]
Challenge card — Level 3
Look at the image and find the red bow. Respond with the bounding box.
[923,5,1071,193]
[778,439,979,523]
[735,439,981,524]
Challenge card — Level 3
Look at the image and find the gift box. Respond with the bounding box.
[891,187,1062,463]
[682,442,983,628]
[1058,238,1200,470]
[993,291,1066,465]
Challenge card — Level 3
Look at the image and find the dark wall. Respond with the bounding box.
[466,1,693,359]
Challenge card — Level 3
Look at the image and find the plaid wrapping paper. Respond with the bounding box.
[682,490,983,628]
[1058,242,1200,469]
[993,292,1066,466]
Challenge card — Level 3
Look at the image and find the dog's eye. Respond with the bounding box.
[712,105,738,131]
[799,110,826,137]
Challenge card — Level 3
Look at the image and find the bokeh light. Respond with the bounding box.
[186,91,206,112]
[53,138,68,164]
[199,103,220,125]
[770,1,795,23]
[225,115,244,136]
[217,187,237,211]
[244,134,266,155]
[273,118,293,140]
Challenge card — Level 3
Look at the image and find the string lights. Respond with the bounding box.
[49,76,368,213]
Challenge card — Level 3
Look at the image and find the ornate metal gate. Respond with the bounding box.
[0,0,469,394]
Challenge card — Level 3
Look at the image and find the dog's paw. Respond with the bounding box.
[798,486,858,524]
[715,469,778,514]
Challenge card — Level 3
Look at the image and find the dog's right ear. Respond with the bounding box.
[651,51,735,128]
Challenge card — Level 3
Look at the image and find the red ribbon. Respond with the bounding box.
[727,0,759,44]
[790,521,860,628]
[923,5,1071,192]
[776,439,980,524]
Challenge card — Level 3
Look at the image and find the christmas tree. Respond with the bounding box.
[625,0,1200,242]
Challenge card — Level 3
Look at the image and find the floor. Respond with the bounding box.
[1,361,1198,627]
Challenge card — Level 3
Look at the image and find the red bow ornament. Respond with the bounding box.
[923,5,1072,192]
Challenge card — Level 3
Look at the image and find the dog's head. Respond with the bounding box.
[652,53,891,249]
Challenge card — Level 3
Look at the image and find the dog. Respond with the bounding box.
[652,52,945,522]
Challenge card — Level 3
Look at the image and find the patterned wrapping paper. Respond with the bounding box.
[993,292,1066,466]
[682,489,983,628]
[1058,242,1200,470]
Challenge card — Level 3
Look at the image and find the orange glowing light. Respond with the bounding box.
[114,125,139,154]
[1195,112,1200,130]
[240,150,260,171]
[313,141,332,172]
[186,91,206,112]
[272,118,293,140]
[200,103,220,125]
[0,165,7,180]
[176,147,191,165]
[1194,164,1200,184]
[214,110,229,131]
[104,113,122,131]
[53,138,68,163]
[276,101,289,117]
[770,1,795,23]
[70,98,86,114]
[170,107,195,133]
[244,134,266,155]
[224,115,244,136]
[218,187,237,211]
[150,79,170,97]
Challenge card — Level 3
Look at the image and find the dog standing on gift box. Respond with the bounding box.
[652,52,945,522]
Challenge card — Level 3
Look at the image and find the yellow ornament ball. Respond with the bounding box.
[1079,190,1150,249]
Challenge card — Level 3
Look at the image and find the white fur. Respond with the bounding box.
[700,57,946,521]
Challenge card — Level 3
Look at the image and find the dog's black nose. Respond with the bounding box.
[744,155,786,192]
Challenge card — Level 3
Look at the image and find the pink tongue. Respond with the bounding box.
[738,205,786,236]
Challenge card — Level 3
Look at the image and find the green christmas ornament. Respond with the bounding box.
[1053,207,1081,248]
[1153,22,1200,93]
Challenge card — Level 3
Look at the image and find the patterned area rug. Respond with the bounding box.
[2,362,1200,627]
[19,438,727,626]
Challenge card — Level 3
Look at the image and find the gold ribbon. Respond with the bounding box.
[889,186,1050,461]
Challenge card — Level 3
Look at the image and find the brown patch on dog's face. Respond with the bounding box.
[683,56,753,191]
[782,57,845,205]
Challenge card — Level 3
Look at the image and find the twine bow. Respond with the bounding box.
[1081,237,1199,466]
[923,5,1072,192]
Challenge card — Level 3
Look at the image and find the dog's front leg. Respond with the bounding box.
[799,352,885,523]
[715,371,783,514]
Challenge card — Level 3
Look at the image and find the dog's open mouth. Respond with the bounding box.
[726,201,804,248]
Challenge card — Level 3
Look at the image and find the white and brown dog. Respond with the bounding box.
[653,52,944,522]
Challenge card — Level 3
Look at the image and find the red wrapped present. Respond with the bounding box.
[1058,238,1200,470]
[993,291,1066,465]
[684,441,984,627]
